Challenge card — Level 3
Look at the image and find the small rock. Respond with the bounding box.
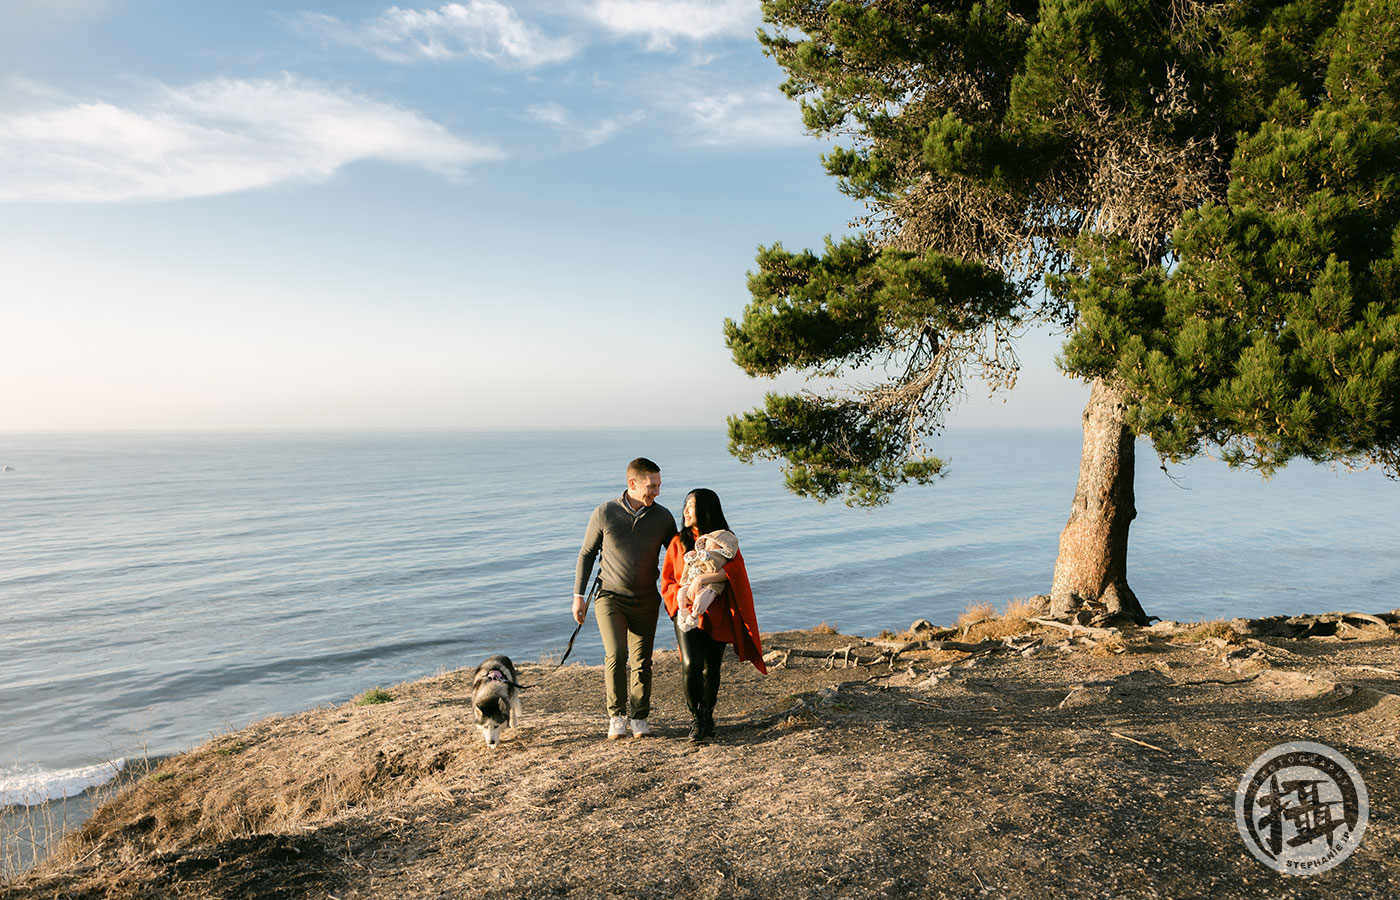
[1223,647,1269,672]
[1059,684,1112,709]
[910,618,935,633]
[1229,617,1257,636]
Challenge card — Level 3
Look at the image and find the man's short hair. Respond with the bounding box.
[627,457,661,480]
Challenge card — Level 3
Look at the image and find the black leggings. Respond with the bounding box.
[674,618,726,716]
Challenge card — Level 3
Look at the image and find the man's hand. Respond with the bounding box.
[572,595,587,625]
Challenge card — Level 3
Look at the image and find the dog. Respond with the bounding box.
[471,655,521,749]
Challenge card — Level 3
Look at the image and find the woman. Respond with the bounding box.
[661,488,766,742]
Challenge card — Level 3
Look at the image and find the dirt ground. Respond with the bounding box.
[4,617,1398,900]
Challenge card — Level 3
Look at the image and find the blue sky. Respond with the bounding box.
[0,0,1087,430]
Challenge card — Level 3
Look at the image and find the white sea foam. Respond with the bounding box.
[0,759,125,808]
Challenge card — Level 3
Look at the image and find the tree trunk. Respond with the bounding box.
[1049,379,1148,624]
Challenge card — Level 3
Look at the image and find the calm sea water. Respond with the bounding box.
[1,429,1396,804]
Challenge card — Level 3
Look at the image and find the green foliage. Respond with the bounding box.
[727,236,1019,376]
[1063,19,1400,473]
[734,0,1400,503]
[725,234,1012,505]
[1323,0,1399,118]
[728,392,944,505]
[1013,0,1180,127]
[355,687,394,706]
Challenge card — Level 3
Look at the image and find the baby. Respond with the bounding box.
[677,529,738,632]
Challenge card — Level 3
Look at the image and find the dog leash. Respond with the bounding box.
[557,573,600,667]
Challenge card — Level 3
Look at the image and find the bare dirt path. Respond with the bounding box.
[5,622,1398,899]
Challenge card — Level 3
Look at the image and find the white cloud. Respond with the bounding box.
[299,2,577,67]
[681,87,808,146]
[526,101,644,148]
[0,76,503,203]
[585,0,758,49]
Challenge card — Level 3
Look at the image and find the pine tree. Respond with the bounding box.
[726,0,1400,623]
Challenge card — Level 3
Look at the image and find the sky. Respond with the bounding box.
[0,0,1090,431]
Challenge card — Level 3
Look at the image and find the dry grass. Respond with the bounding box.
[811,620,838,634]
[774,711,819,731]
[23,696,471,881]
[1172,620,1241,644]
[964,616,1034,641]
[1003,597,1040,620]
[881,600,1050,643]
[1088,634,1129,657]
[2,801,80,881]
[952,600,1037,642]
[7,630,1400,900]
[957,602,997,630]
[1,758,159,881]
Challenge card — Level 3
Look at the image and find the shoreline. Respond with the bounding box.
[0,756,174,880]
[5,609,1398,898]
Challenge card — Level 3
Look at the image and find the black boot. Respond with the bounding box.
[698,706,715,740]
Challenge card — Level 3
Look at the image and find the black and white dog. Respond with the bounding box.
[472,655,522,749]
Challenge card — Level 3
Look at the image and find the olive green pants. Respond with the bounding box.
[594,591,660,720]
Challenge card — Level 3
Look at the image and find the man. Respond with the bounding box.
[573,457,677,739]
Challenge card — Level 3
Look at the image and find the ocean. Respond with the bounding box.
[2,429,1396,809]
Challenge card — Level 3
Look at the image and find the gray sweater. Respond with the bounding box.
[574,494,677,600]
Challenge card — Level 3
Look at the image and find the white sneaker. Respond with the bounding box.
[630,718,651,738]
[607,716,629,739]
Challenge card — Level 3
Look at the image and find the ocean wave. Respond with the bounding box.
[0,758,125,808]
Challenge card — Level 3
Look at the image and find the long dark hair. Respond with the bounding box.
[680,488,731,552]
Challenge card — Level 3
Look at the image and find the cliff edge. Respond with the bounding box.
[5,617,1399,899]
